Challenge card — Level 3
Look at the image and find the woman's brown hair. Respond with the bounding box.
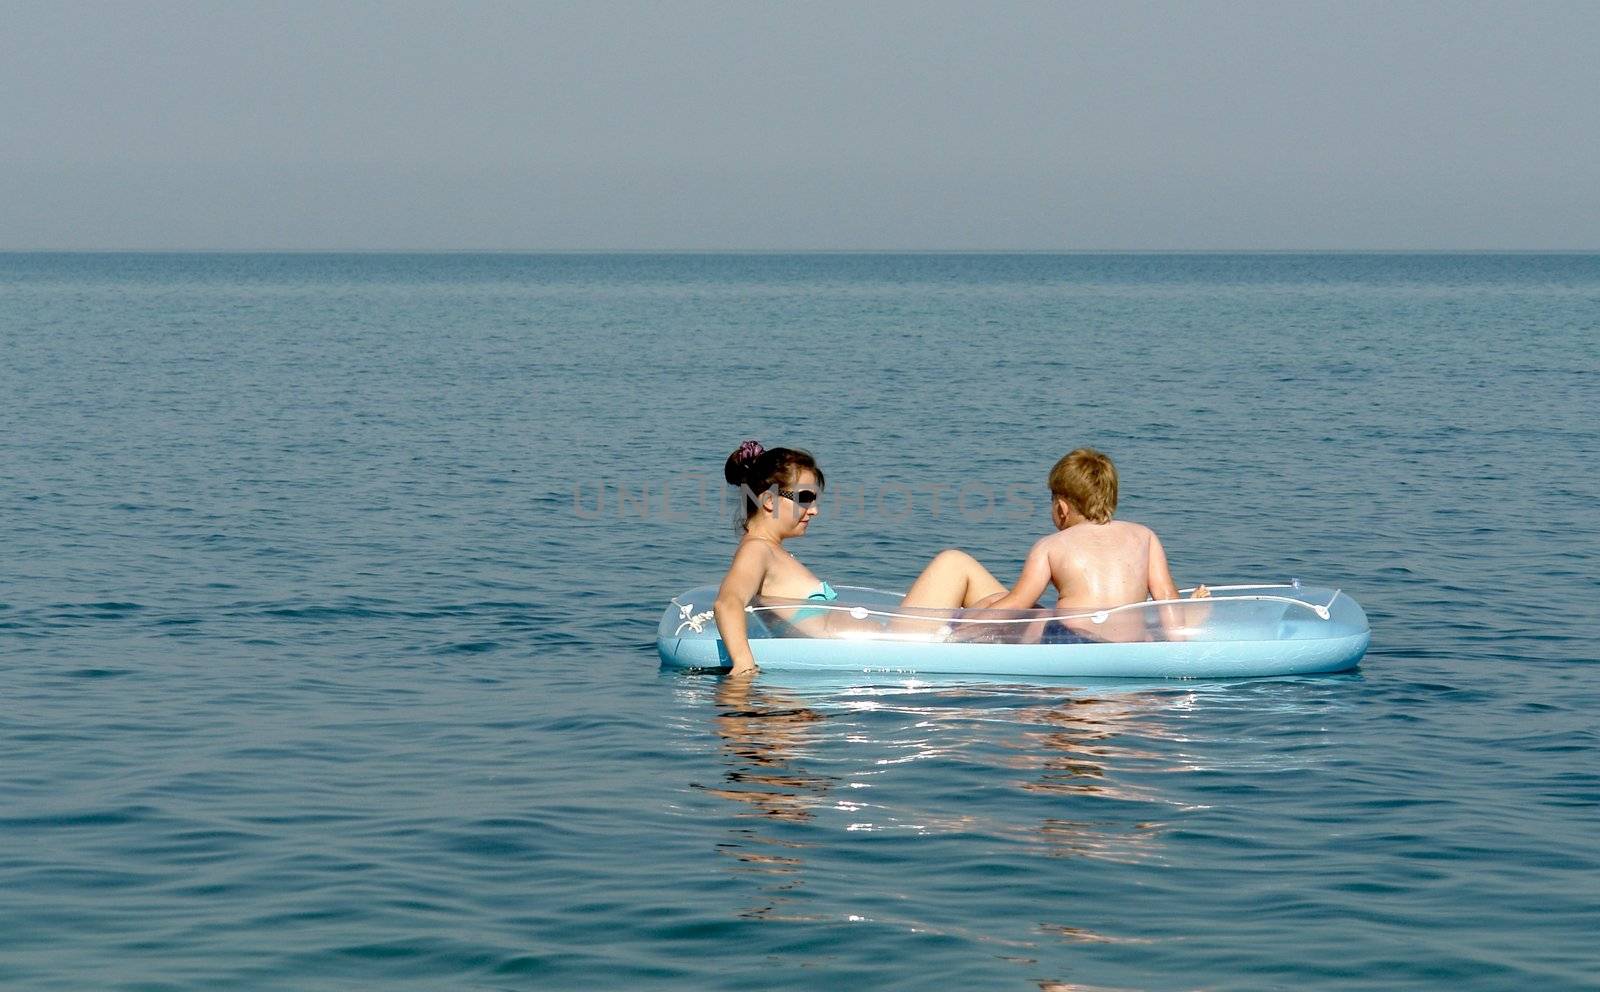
[723,440,825,532]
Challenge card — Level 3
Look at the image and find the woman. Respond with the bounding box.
[713,440,1005,675]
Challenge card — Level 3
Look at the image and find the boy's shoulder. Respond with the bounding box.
[1109,519,1156,537]
[1045,519,1155,542]
[1031,528,1074,550]
[1107,519,1163,547]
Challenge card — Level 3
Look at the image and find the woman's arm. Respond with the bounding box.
[714,541,771,675]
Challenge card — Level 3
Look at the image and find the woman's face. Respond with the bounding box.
[770,467,822,537]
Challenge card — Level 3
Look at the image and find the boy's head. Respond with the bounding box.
[1048,448,1117,524]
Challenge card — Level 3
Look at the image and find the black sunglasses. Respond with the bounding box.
[777,488,821,506]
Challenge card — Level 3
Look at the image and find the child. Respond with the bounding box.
[986,448,1206,641]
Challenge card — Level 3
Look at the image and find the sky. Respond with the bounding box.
[3,0,1598,250]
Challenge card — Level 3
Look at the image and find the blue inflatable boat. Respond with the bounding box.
[657,582,1370,679]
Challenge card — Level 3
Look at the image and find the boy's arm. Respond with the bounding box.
[714,542,771,675]
[1148,530,1210,639]
[1146,532,1180,601]
[986,540,1054,610]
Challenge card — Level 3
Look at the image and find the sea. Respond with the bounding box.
[1,251,1596,990]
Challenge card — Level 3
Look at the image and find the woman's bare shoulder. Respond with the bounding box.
[730,537,774,564]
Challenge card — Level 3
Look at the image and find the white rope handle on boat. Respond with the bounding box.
[669,599,717,635]
[744,590,1337,625]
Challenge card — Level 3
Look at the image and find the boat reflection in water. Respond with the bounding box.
[700,675,836,921]
[1003,688,1195,865]
[683,668,1357,975]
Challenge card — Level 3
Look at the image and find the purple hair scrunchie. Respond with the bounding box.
[735,439,765,465]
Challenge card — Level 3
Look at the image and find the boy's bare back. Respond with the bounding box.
[1035,520,1178,609]
[989,518,1180,615]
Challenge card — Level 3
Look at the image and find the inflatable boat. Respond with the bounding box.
[657,581,1370,679]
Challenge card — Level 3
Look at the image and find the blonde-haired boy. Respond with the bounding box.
[988,448,1206,640]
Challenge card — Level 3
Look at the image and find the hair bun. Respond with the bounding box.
[724,439,766,485]
[734,440,764,464]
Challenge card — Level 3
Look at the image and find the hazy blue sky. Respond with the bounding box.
[4,1,1597,249]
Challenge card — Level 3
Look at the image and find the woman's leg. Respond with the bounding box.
[900,549,1007,610]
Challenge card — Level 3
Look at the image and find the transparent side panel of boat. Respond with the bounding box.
[743,583,1363,646]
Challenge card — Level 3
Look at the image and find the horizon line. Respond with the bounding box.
[4,247,1599,255]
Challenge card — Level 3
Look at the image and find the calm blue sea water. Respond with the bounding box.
[2,252,1597,990]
